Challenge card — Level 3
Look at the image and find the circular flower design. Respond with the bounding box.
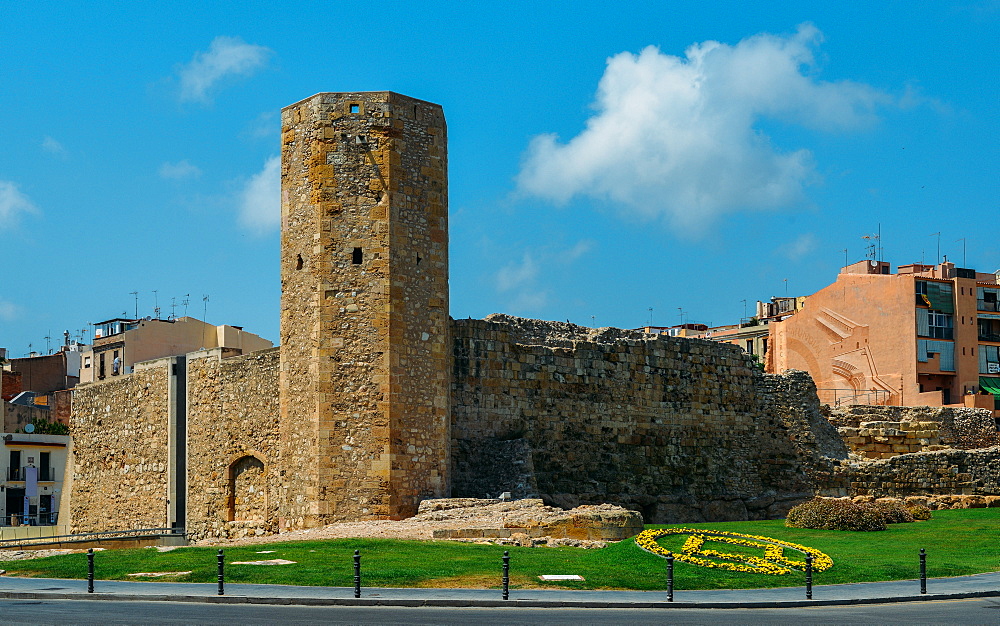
[635,527,833,576]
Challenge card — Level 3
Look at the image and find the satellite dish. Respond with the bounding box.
[24,424,35,433]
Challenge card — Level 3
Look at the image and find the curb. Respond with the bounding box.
[1,589,998,608]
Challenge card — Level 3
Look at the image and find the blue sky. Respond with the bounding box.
[1,1,997,356]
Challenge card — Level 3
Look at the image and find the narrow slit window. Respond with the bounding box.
[352,247,363,264]
[296,254,304,270]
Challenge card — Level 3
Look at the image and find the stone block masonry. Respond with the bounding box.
[451,315,848,523]
[68,359,172,532]
[279,92,449,524]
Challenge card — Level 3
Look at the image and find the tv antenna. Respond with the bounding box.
[44,332,51,354]
[153,290,160,319]
[170,297,177,320]
[182,294,191,317]
[129,291,139,319]
[202,294,210,323]
[647,307,653,326]
[929,232,941,264]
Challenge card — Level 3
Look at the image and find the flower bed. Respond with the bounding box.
[635,527,833,576]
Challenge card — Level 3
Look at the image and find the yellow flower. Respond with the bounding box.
[634,527,833,576]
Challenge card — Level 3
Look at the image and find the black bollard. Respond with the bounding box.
[353,550,361,599]
[805,554,813,600]
[502,550,510,600]
[217,549,225,596]
[920,548,927,594]
[666,552,674,602]
[87,548,94,594]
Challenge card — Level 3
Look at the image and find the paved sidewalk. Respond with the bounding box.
[1,572,998,608]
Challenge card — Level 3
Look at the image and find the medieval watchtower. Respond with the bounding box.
[279,92,449,524]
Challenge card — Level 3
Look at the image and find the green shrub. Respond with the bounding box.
[785,498,887,531]
[872,500,915,524]
[906,503,933,520]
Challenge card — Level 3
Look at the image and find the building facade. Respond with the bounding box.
[79,316,272,383]
[1,432,69,527]
[769,259,1000,413]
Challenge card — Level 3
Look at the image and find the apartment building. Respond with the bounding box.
[768,259,1000,413]
[79,316,273,383]
[1,432,69,527]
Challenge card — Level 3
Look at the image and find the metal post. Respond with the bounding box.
[217,549,224,596]
[666,552,674,602]
[805,554,813,600]
[920,548,927,594]
[502,550,510,600]
[87,548,94,593]
[353,550,361,599]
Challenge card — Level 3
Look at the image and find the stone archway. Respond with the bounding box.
[227,455,266,522]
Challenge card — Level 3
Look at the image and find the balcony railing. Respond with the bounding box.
[979,300,999,312]
[0,512,59,527]
[816,388,892,407]
[980,332,1000,343]
[4,467,57,482]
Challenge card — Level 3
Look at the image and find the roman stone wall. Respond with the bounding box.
[451,315,847,523]
[67,359,172,532]
[184,348,280,540]
[829,405,997,449]
[839,420,946,458]
[843,447,1000,497]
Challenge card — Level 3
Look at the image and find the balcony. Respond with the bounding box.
[978,300,999,312]
[4,467,57,482]
[980,332,1000,343]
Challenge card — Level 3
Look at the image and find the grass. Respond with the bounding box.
[1,509,998,591]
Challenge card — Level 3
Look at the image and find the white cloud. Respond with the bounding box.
[42,136,67,157]
[0,180,37,226]
[177,36,272,103]
[239,155,280,233]
[494,241,594,314]
[517,24,887,230]
[496,253,538,292]
[778,233,818,260]
[0,300,18,321]
[159,160,202,180]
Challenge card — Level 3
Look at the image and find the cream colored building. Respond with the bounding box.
[79,317,272,383]
[1,432,70,528]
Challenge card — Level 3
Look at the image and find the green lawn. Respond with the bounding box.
[1,509,997,590]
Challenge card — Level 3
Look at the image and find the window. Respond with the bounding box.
[349,103,360,114]
[928,312,953,339]
[981,345,1000,375]
[352,247,363,264]
[84,356,91,368]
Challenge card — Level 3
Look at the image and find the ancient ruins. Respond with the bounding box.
[62,93,1000,540]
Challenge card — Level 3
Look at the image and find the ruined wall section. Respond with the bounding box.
[829,405,997,450]
[451,317,832,523]
[67,360,171,532]
[185,348,280,540]
[844,447,1000,497]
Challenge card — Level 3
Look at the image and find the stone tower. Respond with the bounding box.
[279,92,449,524]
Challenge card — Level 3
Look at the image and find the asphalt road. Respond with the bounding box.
[1,597,998,625]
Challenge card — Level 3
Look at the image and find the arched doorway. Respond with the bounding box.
[227,455,266,522]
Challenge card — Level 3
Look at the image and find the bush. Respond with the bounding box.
[906,503,932,520]
[872,500,915,524]
[786,498,887,531]
[786,498,933,531]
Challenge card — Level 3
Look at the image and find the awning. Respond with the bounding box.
[980,377,1000,395]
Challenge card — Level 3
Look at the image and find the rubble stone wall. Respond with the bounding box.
[843,447,1000,497]
[450,315,846,523]
[829,405,997,449]
[185,348,281,540]
[67,359,172,532]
